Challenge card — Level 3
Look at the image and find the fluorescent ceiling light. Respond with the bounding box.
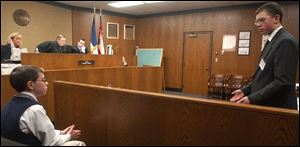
[108,1,162,8]
[108,1,144,8]
[143,1,161,3]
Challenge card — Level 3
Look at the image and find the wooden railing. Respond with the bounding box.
[53,81,299,146]
[1,66,162,120]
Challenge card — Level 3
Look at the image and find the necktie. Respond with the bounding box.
[262,40,269,51]
[259,40,270,59]
[253,40,270,80]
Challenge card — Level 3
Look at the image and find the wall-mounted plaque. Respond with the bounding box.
[78,60,95,65]
[13,9,30,26]
[238,31,251,55]
[107,22,119,39]
[124,24,135,40]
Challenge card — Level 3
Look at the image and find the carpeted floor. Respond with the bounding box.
[163,91,299,111]
[163,90,209,99]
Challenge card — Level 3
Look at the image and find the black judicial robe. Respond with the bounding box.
[36,41,71,53]
[1,44,11,62]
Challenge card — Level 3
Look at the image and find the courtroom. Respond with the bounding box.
[1,1,299,146]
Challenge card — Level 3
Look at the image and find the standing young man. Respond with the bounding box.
[230,2,299,109]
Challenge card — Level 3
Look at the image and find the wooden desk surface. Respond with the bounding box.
[21,53,137,70]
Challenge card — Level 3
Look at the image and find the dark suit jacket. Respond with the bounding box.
[71,46,89,54]
[1,44,11,62]
[36,41,71,53]
[242,28,299,109]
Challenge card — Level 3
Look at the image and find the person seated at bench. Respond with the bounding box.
[72,38,89,54]
[1,32,24,63]
[1,65,86,146]
[36,34,71,53]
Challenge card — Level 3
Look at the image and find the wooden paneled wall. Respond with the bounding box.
[136,15,185,89]
[72,3,299,89]
[53,81,299,146]
[72,10,137,56]
[136,3,299,89]
[1,67,162,120]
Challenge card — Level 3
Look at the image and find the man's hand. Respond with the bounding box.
[237,96,250,104]
[69,129,82,139]
[61,124,74,135]
[230,89,245,102]
[61,124,82,139]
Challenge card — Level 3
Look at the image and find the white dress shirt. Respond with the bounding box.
[261,25,283,51]
[268,25,283,42]
[18,91,71,146]
[78,45,86,53]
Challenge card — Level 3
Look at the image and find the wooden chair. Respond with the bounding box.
[243,76,252,88]
[224,75,244,100]
[207,74,226,99]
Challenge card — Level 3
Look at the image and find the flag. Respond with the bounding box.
[90,8,98,55]
[98,9,105,55]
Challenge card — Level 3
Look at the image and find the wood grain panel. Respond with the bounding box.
[1,75,15,107]
[1,66,163,120]
[72,10,92,49]
[72,3,298,89]
[21,53,136,70]
[72,10,137,57]
[53,81,299,146]
[136,15,185,88]
[183,32,211,94]
[119,17,137,56]
[135,18,154,47]
[136,3,299,89]
[282,4,299,82]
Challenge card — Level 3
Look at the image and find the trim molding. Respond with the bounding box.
[38,1,298,19]
[165,87,182,92]
[38,1,137,18]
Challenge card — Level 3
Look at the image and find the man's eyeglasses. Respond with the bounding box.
[254,17,267,25]
[35,78,48,83]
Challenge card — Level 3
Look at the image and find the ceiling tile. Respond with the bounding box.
[55,1,266,16]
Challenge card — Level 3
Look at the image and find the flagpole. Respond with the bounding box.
[98,8,102,55]
[90,5,97,55]
[93,6,95,54]
[100,8,102,55]
[98,8,105,55]
[100,8,104,55]
[93,5,95,14]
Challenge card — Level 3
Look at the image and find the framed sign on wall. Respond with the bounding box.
[107,22,119,39]
[238,31,251,55]
[124,24,135,40]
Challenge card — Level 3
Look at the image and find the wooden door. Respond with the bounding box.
[182,32,212,95]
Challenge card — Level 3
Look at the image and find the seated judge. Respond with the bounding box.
[1,32,23,62]
[36,35,71,53]
[72,39,89,54]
